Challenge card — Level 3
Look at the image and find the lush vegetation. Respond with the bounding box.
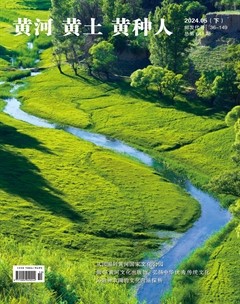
[0,0,240,303]
[0,234,138,304]
[4,65,239,303]
[162,221,240,304]
[130,65,183,99]
[148,1,194,73]
[0,103,202,302]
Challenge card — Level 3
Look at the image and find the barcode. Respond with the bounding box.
[16,271,37,280]
[13,265,45,283]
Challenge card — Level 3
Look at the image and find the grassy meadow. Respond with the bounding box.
[0,0,240,303]
[18,66,235,187]
[0,234,138,304]
[0,110,200,256]
[0,100,201,302]
[162,221,240,304]
[197,225,240,304]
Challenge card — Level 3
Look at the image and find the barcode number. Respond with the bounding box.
[13,265,45,283]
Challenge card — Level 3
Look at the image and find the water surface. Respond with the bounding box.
[3,92,231,304]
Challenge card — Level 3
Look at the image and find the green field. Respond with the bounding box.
[0,0,240,303]
[0,110,200,255]
[197,226,240,304]
[162,221,240,304]
[0,234,138,304]
[18,65,235,187]
[189,44,228,74]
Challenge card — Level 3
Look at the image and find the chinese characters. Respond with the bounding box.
[95,261,209,284]
[14,17,173,37]
[14,18,53,36]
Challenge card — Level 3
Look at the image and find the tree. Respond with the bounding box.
[183,1,206,18]
[148,66,166,94]
[73,0,101,25]
[102,0,115,23]
[51,0,69,73]
[209,106,240,199]
[161,71,183,100]
[130,65,183,99]
[102,0,143,23]
[142,0,161,10]
[226,44,240,94]
[226,106,240,165]
[149,0,194,73]
[195,72,216,103]
[63,38,85,76]
[196,0,215,11]
[225,106,240,126]
[217,0,239,10]
[233,118,240,165]
[130,66,166,94]
[209,170,240,197]
[51,0,90,75]
[52,46,64,74]
[228,44,240,61]
[212,68,239,105]
[130,69,150,93]
[196,69,240,106]
[89,41,117,79]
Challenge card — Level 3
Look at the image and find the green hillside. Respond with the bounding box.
[0,0,239,303]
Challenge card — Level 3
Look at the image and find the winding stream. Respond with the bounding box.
[3,86,231,304]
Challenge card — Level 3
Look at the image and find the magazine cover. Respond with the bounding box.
[0,0,239,303]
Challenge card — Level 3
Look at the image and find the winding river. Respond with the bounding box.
[3,81,231,304]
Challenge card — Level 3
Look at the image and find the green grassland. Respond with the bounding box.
[1,1,240,303]
[5,66,238,303]
[17,66,236,186]
[0,106,200,302]
[0,111,200,258]
[162,221,240,304]
[0,0,51,72]
[197,226,240,304]
[0,234,138,304]
[165,126,236,187]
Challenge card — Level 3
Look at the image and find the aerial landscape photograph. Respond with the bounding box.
[0,0,239,303]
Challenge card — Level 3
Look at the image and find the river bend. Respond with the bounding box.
[3,92,231,304]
